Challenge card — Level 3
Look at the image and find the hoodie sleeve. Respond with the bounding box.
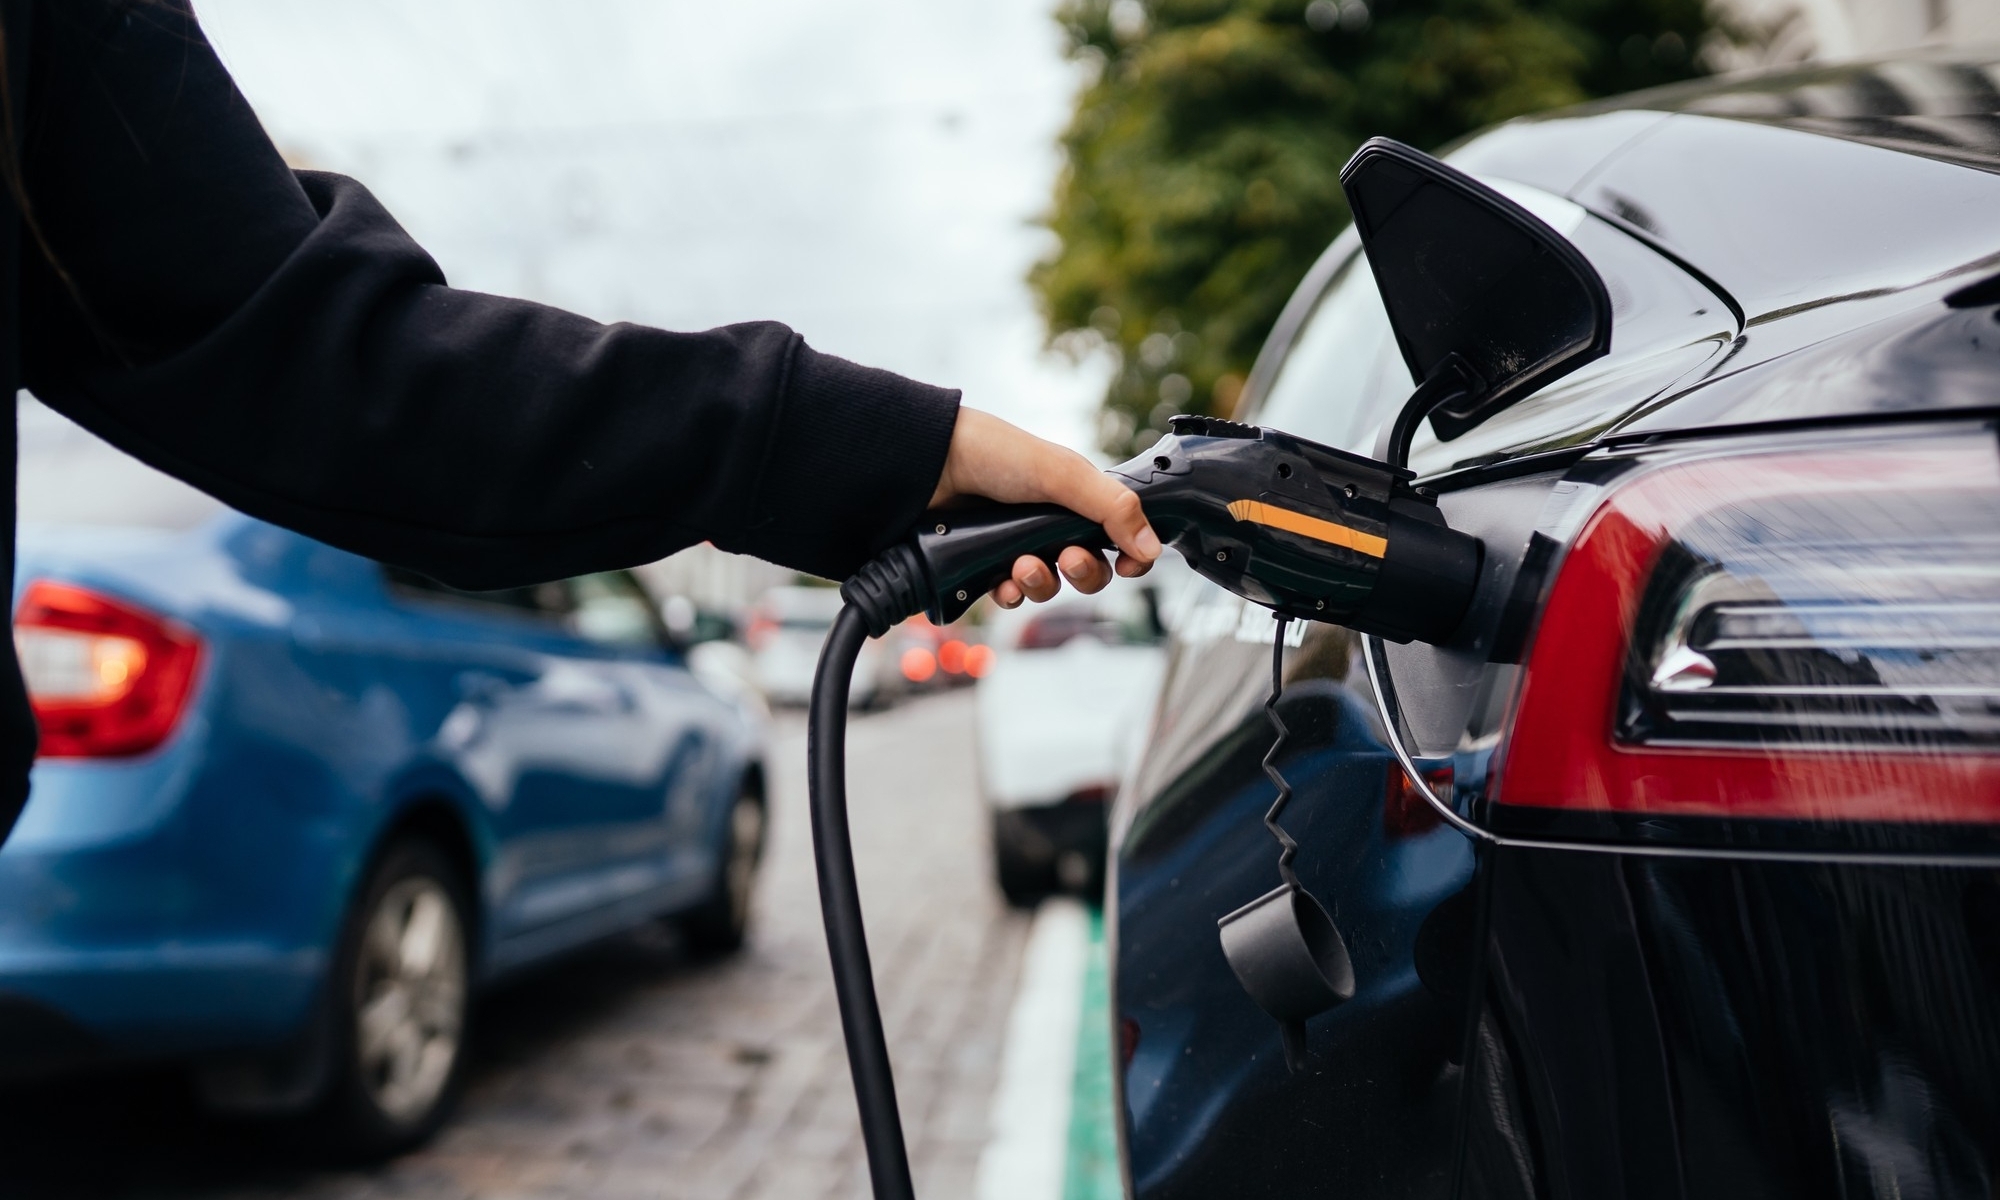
[18,0,959,587]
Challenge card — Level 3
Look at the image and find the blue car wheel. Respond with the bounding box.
[680,785,765,955]
[320,837,472,1156]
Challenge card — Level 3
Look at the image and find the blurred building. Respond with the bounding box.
[1716,0,2000,67]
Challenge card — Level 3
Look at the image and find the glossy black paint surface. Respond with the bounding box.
[1114,620,1470,1199]
[1112,50,2000,1200]
[1466,847,2000,1198]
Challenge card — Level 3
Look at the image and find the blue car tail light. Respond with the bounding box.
[1496,427,2000,824]
[14,580,204,759]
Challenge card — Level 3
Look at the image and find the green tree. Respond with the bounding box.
[1032,0,1714,453]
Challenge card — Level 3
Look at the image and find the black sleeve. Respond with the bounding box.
[17,0,958,588]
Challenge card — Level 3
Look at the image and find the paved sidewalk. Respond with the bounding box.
[0,692,1032,1200]
[974,902,1121,1200]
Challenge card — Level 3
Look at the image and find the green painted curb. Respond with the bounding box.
[1063,907,1122,1200]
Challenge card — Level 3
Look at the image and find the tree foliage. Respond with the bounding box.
[1032,0,1715,453]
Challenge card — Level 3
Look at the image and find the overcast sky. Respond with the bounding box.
[196,0,1111,452]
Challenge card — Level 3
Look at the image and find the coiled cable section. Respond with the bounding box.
[1262,614,1302,888]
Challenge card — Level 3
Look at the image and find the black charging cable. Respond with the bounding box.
[805,546,940,1200]
[806,603,914,1200]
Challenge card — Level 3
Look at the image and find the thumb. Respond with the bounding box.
[931,407,1164,566]
[1041,451,1162,565]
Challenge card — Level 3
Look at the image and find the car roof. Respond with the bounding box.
[1561,51,2000,176]
[1399,51,2000,460]
[1449,53,2000,320]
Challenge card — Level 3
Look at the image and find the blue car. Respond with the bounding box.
[2,399,769,1152]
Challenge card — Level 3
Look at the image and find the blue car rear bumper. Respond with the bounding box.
[0,728,332,1063]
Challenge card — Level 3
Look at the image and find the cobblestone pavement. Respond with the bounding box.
[0,691,1031,1200]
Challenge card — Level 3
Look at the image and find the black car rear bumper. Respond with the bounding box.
[1466,841,2000,1198]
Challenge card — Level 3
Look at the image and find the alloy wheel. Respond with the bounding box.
[352,875,467,1126]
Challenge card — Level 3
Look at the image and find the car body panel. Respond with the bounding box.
[1112,51,2000,1200]
[1466,846,2000,1200]
[1116,606,1473,1199]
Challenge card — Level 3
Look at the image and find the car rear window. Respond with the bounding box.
[17,395,226,531]
[1250,250,1407,456]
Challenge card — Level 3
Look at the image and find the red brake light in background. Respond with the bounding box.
[937,639,969,675]
[744,613,778,651]
[900,646,938,683]
[964,643,994,678]
[14,581,204,758]
[1496,431,2000,824]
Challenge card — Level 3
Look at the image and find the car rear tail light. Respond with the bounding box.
[900,646,937,683]
[1385,764,1454,837]
[744,613,777,651]
[937,638,969,675]
[1496,429,2000,823]
[964,644,994,678]
[14,581,203,758]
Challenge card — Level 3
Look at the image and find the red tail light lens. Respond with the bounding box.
[744,614,777,651]
[900,646,938,683]
[1385,764,1454,837]
[964,643,995,678]
[14,581,204,758]
[937,638,969,675]
[1497,429,2000,824]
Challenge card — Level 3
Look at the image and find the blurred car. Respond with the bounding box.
[886,613,991,694]
[746,584,897,708]
[2,401,769,1154]
[656,595,769,720]
[1111,54,2000,1199]
[977,571,1173,905]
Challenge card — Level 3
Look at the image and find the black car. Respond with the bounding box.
[1110,52,2000,1199]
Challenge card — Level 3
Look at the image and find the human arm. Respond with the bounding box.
[18,0,1157,592]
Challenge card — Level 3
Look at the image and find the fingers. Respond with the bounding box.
[931,408,1164,568]
[1010,554,1060,604]
[990,547,1124,607]
[938,407,1170,610]
[1057,546,1112,594]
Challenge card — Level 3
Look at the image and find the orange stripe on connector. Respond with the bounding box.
[1226,500,1388,558]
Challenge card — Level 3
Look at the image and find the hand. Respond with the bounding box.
[929,407,1162,608]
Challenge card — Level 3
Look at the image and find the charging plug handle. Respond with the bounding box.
[879,421,1482,643]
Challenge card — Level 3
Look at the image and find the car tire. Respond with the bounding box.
[993,813,1054,909]
[682,786,766,955]
[316,838,472,1159]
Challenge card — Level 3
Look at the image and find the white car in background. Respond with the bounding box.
[747,585,894,708]
[975,564,1185,905]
